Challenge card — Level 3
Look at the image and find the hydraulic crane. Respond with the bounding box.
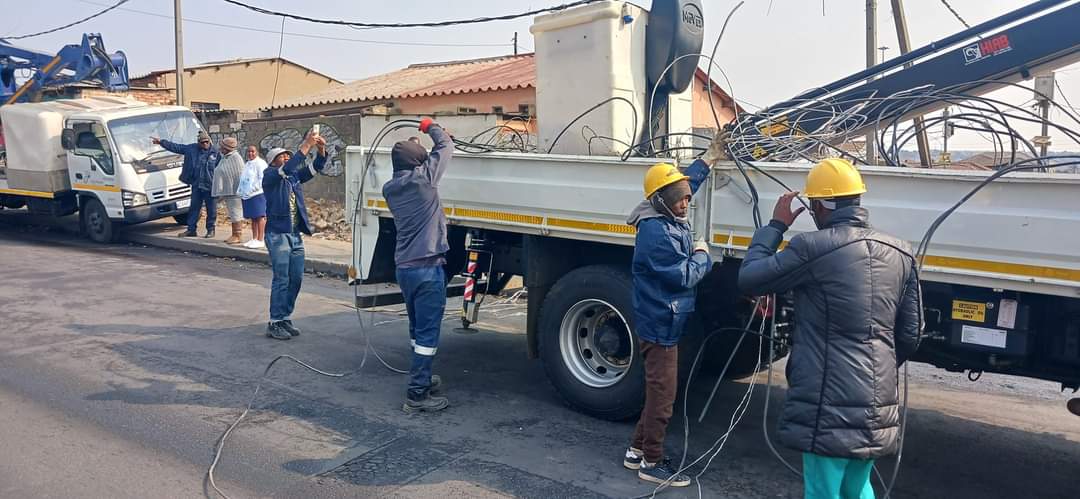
[0,33,129,105]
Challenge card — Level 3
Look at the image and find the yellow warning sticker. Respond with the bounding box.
[952,300,986,323]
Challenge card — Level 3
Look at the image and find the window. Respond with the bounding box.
[491,106,504,115]
[457,106,477,115]
[72,122,115,175]
[518,104,532,115]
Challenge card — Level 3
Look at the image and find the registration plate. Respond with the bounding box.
[176,198,191,209]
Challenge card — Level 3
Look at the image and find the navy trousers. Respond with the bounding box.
[396,265,447,400]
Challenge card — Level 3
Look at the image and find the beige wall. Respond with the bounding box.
[150,60,340,111]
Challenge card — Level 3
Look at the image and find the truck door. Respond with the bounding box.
[67,120,123,218]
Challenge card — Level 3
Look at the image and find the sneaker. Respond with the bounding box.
[623,447,644,470]
[638,459,690,487]
[204,228,216,238]
[280,320,301,337]
[249,240,266,249]
[265,321,292,341]
[430,375,443,395]
[402,393,449,414]
[178,230,198,237]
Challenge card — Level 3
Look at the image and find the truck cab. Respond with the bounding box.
[0,97,198,242]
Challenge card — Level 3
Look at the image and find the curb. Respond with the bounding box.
[123,232,350,277]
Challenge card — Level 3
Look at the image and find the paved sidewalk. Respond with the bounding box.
[123,220,351,276]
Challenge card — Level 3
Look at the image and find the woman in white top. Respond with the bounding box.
[238,145,268,249]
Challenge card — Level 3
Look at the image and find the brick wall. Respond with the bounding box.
[77,87,175,106]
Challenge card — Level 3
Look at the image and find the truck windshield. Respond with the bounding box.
[108,111,202,163]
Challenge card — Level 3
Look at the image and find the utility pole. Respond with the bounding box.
[1034,73,1055,160]
[941,107,952,164]
[865,0,878,164]
[513,32,518,55]
[174,0,185,106]
[891,0,933,167]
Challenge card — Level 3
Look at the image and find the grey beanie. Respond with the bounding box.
[198,130,211,142]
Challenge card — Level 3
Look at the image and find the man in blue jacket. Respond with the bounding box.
[261,131,327,341]
[152,130,220,238]
[623,160,712,487]
[382,118,453,414]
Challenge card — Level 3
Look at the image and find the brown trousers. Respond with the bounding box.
[631,340,679,463]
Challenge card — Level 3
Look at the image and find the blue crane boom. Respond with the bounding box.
[734,0,1080,161]
[0,33,129,105]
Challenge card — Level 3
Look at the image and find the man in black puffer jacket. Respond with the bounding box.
[738,158,922,499]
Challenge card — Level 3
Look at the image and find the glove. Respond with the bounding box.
[702,129,731,165]
[693,239,709,254]
[419,117,434,133]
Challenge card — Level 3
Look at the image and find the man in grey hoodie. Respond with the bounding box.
[382,118,453,413]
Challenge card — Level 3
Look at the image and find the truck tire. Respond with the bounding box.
[81,198,115,243]
[538,264,644,421]
[173,214,189,225]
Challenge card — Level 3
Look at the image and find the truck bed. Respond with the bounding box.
[346,147,1080,298]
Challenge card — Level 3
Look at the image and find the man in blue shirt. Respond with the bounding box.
[382,118,453,413]
[261,131,327,340]
[153,130,221,238]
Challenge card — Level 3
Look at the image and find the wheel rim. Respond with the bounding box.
[559,299,634,388]
[88,207,105,236]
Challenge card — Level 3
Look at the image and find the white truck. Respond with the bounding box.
[0,96,198,242]
[346,1,1080,420]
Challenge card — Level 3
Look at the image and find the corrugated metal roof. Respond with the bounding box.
[272,53,535,110]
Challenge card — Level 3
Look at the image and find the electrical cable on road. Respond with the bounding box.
[220,0,602,29]
[2,0,131,40]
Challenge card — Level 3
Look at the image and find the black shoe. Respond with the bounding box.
[178,230,198,237]
[280,320,301,337]
[638,459,690,487]
[204,228,216,238]
[623,447,644,470]
[266,321,292,340]
[402,393,449,414]
[430,375,443,395]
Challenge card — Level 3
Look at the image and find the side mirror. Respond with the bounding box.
[61,129,76,150]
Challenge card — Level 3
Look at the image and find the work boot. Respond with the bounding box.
[623,447,644,470]
[1069,398,1080,417]
[638,459,690,487]
[225,222,243,245]
[204,227,216,238]
[178,230,198,237]
[265,321,292,341]
[402,393,449,414]
[280,320,301,337]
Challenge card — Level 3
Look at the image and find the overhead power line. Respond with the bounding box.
[219,0,600,29]
[939,0,972,29]
[2,0,131,40]
[77,0,511,48]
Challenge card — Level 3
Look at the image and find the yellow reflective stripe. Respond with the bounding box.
[74,183,121,193]
[454,207,543,225]
[547,217,636,235]
[712,233,1078,282]
[0,187,55,199]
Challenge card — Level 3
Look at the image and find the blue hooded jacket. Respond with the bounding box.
[262,150,326,235]
[159,140,219,189]
[626,159,712,346]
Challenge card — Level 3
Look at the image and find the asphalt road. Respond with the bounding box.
[0,218,1078,499]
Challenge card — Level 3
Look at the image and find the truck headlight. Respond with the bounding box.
[122,190,148,208]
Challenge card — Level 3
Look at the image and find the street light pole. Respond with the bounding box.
[865,0,878,164]
[174,0,185,107]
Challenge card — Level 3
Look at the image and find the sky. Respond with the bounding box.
[5,0,1080,151]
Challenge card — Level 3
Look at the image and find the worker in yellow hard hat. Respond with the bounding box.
[738,158,922,499]
[622,154,717,487]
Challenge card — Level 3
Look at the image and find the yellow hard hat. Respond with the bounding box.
[804,158,867,199]
[643,163,689,199]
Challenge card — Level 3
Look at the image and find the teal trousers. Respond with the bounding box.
[802,453,876,499]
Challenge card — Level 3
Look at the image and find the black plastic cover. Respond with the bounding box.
[645,0,705,94]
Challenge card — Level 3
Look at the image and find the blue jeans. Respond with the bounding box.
[187,187,216,232]
[396,265,447,400]
[802,453,876,499]
[267,232,304,322]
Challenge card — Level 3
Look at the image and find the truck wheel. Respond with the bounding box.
[173,214,189,225]
[538,265,644,421]
[81,198,115,243]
